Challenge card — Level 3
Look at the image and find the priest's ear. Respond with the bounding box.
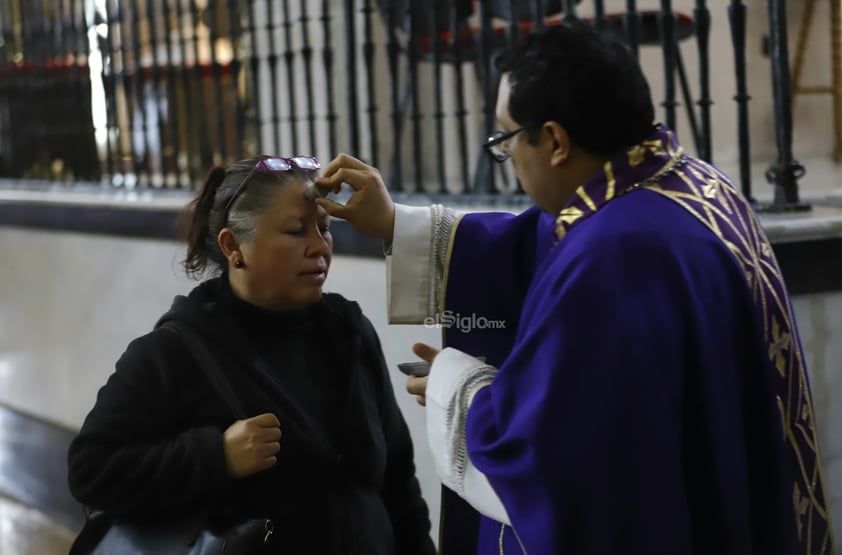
[544,122,571,166]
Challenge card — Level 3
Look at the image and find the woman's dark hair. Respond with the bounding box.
[495,22,655,156]
[180,156,312,278]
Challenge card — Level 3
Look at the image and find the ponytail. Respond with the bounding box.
[180,166,227,278]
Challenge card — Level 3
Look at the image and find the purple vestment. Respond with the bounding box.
[440,125,833,554]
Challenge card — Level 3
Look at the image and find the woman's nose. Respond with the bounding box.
[306,227,330,255]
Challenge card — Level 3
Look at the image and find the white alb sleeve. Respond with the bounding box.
[386,204,458,324]
[425,347,511,525]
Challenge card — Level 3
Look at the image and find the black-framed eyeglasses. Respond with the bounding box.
[483,126,530,162]
[223,155,321,222]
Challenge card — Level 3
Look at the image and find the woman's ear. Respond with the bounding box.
[545,122,571,166]
[217,228,242,267]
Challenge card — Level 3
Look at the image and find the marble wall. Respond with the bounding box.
[1,226,840,548]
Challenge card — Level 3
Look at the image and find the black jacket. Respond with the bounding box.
[68,278,436,555]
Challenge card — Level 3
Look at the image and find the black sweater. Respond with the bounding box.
[68,277,436,555]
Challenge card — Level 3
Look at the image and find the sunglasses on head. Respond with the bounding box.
[223,155,321,222]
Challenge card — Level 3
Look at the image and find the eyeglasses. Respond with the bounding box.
[483,126,530,162]
[223,155,321,221]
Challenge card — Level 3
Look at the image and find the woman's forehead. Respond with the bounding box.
[269,182,328,218]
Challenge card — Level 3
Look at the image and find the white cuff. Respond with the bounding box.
[387,204,434,324]
[426,348,510,525]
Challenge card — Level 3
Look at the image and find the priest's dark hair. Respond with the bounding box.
[496,22,655,157]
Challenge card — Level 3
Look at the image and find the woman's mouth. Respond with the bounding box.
[300,269,327,283]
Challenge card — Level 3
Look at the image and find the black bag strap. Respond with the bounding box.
[161,321,248,421]
[68,509,111,555]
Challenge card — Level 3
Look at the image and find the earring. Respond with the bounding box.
[234,259,244,269]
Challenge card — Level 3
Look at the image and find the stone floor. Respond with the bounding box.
[0,496,75,555]
[0,405,82,555]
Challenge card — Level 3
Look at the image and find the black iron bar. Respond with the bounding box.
[300,0,318,156]
[246,0,263,155]
[145,0,167,186]
[225,0,244,161]
[763,0,808,211]
[129,0,152,185]
[56,0,70,179]
[1,2,12,63]
[103,0,119,180]
[53,0,70,175]
[320,0,338,156]
[160,0,185,187]
[52,0,63,65]
[533,0,546,32]
[189,0,211,175]
[476,0,496,193]
[81,0,99,181]
[562,0,578,21]
[32,2,45,54]
[114,0,136,185]
[384,0,402,190]
[694,0,712,162]
[10,0,23,60]
[407,0,422,191]
[507,0,520,44]
[657,0,677,130]
[625,0,640,58]
[430,2,446,192]
[101,0,119,181]
[206,1,229,163]
[343,0,361,155]
[362,0,379,167]
[174,0,200,185]
[70,0,98,181]
[728,0,752,200]
[675,50,701,154]
[832,0,842,161]
[264,0,283,153]
[593,0,608,31]
[60,0,77,180]
[69,0,84,65]
[450,1,469,194]
[22,0,37,179]
[281,0,299,153]
[60,0,72,179]
[31,1,49,178]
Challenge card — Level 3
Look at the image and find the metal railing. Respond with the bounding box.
[0,0,811,211]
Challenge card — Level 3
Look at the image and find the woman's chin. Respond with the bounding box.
[300,287,324,304]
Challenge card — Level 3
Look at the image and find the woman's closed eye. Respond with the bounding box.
[284,226,330,236]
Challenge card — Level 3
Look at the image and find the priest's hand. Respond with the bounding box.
[313,153,395,241]
[222,412,282,478]
[406,342,440,406]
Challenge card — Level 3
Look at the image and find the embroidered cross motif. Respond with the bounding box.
[702,179,719,199]
[627,139,668,167]
[793,483,810,540]
[769,317,792,379]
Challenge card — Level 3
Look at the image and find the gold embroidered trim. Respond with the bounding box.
[642,161,834,552]
[440,212,466,347]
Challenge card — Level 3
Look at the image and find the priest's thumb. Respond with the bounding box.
[412,342,440,363]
